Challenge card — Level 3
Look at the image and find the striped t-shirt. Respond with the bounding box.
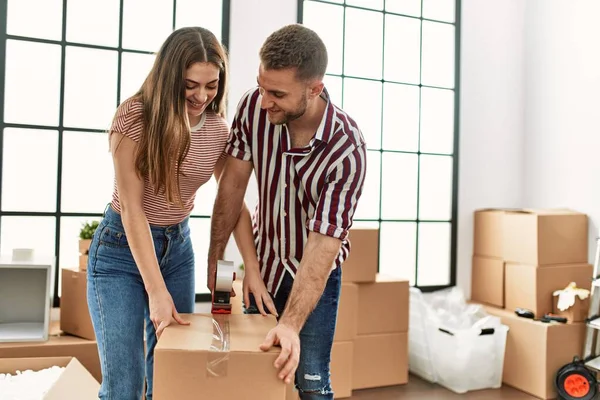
[109,97,229,225]
[226,87,367,295]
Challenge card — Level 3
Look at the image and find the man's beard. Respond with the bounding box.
[269,94,307,125]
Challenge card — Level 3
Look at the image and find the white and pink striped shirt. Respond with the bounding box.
[109,97,229,225]
[226,87,367,295]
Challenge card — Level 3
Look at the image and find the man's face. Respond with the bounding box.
[257,64,309,125]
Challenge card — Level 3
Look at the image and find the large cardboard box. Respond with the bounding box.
[485,305,585,399]
[504,263,592,317]
[474,209,511,258]
[334,283,358,342]
[0,322,101,382]
[471,255,505,307]
[342,228,378,283]
[0,356,99,399]
[356,275,408,335]
[503,209,588,265]
[352,332,408,390]
[285,341,354,400]
[154,314,286,399]
[60,268,95,340]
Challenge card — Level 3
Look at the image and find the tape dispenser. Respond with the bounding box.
[211,260,235,314]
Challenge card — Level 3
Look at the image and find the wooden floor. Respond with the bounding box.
[348,376,537,399]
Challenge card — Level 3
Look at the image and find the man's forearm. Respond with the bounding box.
[232,204,260,270]
[279,232,341,332]
[208,186,245,264]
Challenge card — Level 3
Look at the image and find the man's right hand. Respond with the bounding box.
[148,287,189,339]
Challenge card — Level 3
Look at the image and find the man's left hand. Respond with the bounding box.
[259,323,300,384]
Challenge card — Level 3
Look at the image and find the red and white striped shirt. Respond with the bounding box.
[226,87,367,295]
[109,98,229,225]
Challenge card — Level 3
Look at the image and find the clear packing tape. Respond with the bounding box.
[207,314,230,378]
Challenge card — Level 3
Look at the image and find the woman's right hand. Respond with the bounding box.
[148,287,190,339]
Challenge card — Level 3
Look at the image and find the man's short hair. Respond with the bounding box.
[259,24,328,81]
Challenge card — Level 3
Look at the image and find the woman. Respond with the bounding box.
[86,27,255,400]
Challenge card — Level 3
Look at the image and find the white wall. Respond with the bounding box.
[456,0,526,297]
[523,0,600,263]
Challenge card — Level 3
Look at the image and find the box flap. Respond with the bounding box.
[156,314,280,353]
[0,356,99,400]
[504,208,584,216]
[474,208,520,213]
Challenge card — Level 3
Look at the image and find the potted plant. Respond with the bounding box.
[79,221,99,270]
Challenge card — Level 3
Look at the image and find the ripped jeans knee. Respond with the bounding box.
[295,370,334,400]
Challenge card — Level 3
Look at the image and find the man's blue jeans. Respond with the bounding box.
[87,206,195,400]
[245,267,342,400]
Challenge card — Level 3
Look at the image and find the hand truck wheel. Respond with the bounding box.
[555,357,598,400]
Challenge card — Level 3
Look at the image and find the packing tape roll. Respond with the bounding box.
[207,314,230,378]
[215,260,235,292]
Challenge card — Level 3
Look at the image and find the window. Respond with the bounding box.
[300,0,460,290]
[0,0,230,305]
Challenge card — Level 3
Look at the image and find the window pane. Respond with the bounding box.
[420,87,454,154]
[323,75,343,107]
[123,0,173,52]
[344,8,383,80]
[384,15,420,84]
[7,0,63,40]
[0,216,56,261]
[379,222,416,285]
[64,47,118,130]
[61,131,114,213]
[343,78,382,149]
[302,1,344,76]
[66,0,120,47]
[345,0,383,11]
[2,129,58,212]
[423,0,455,23]
[421,21,455,88]
[192,178,217,217]
[175,0,223,42]
[353,151,380,220]
[382,83,419,152]
[385,0,421,17]
[417,222,451,286]
[189,218,210,294]
[120,52,155,102]
[418,155,452,221]
[381,152,418,220]
[4,40,62,126]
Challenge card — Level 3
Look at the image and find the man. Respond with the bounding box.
[208,24,366,399]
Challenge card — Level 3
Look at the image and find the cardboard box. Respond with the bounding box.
[552,294,590,323]
[0,321,101,382]
[474,209,511,258]
[352,332,408,389]
[505,263,592,317]
[285,341,354,400]
[471,255,505,307]
[342,228,378,283]
[154,314,286,399]
[0,258,53,342]
[334,283,358,342]
[60,268,95,340]
[484,305,585,399]
[356,275,408,335]
[503,209,588,265]
[0,356,99,399]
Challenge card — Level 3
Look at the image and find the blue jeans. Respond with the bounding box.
[87,205,195,400]
[245,267,342,400]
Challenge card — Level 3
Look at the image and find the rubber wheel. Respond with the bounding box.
[555,358,597,400]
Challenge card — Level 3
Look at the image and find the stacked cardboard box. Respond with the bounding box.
[471,208,590,399]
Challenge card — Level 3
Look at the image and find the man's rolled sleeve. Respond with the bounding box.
[225,90,255,162]
[307,145,367,241]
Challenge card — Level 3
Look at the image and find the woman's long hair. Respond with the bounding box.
[134,27,228,208]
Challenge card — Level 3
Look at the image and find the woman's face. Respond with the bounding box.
[184,62,220,125]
